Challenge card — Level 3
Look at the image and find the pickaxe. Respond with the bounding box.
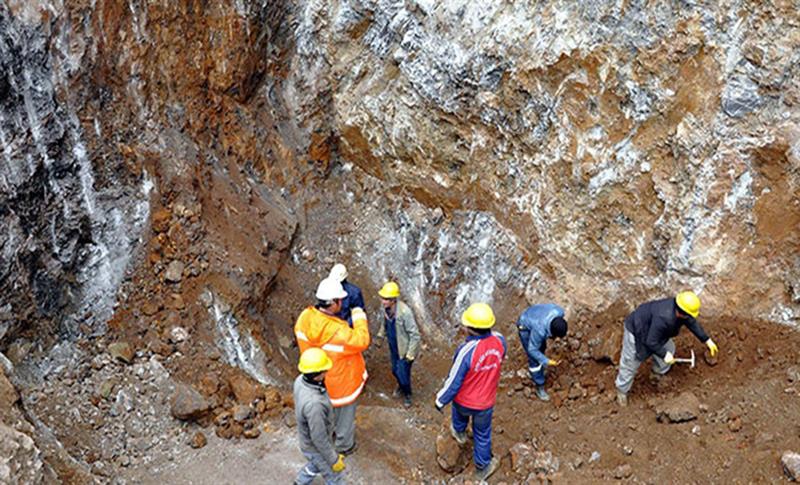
[672,349,696,368]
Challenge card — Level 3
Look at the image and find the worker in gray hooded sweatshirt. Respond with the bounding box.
[293,348,346,485]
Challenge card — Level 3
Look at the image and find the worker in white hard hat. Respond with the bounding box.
[329,263,364,326]
[295,277,370,455]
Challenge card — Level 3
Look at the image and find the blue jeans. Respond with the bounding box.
[452,402,493,469]
[518,328,546,386]
[295,450,343,485]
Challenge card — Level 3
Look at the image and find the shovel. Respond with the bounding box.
[672,349,696,368]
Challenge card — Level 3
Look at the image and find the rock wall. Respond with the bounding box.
[287,0,800,325]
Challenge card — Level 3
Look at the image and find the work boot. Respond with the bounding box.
[339,442,358,456]
[616,391,628,407]
[450,424,467,446]
[403,395,412,408]
[474,456,500,482]
[535,386,550,402]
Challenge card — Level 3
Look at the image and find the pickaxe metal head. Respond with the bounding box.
[673,349,696,368]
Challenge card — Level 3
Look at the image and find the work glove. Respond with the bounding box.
[331,454,346,473]
[663,351,676,365]
[706,338,718,357]
[547,359,560,367]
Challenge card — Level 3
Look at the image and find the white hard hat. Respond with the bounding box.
[329,263,348,282]
[315,277,348,300]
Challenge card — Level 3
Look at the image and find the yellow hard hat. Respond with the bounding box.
[298,348,333,374]
[461,302,496,329]
[378,281,400,299]
[676,291,701,318]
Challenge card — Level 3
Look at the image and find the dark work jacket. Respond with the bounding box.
[624,298,710,361]
[338,280,365,326]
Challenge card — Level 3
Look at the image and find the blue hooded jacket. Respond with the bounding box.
[517,304,565,368]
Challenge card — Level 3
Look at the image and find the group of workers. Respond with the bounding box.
[291,263,719,484]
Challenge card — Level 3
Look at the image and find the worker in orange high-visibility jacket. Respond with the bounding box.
[295,277,370,455]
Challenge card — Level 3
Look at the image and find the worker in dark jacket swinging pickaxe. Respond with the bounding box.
[615,291,718,406]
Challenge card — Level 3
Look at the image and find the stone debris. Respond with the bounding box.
[435,420,469,474]
[655,392,701,423]
[169,326,189,344]
[108,342,135,364]
[229,374,262,405]
[613,464,633,479]
[510,442,559,476]
[0,423,44,484]
[165,260,185,283]
[232,404,253,423]
[190,432,207,449]
[783,451,800,481]
[170,384,212,421]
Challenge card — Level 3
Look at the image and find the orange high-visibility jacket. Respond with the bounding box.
[294,306,370,407]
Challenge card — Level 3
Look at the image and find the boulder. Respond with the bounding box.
[655,392,701,423]
[190,432,207,449]
[108,342,135,364]
[436,424,469,473]
[169,326,189,344]
[510,443,559,475]
[165,260,185,283]
[783,451,800,481]
[0,423,44,484]
[589,327,621,364]
[510,442,535,472]
[170,384,211,421]
[613,464,633,479]
[232,404,253,423]
[229,374,262,404]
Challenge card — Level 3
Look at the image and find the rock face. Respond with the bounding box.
[287,0,800,326]
[0,423,44,484]
[656,392,701,423]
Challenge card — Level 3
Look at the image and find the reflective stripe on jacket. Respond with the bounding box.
[436,331,506,410]
[517,303,564,370]
[295,306,370,407]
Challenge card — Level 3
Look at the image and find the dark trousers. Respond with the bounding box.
[391,356,413,396]
[452,402,494,469]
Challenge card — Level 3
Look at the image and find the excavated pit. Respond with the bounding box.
[1,0,800,483]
